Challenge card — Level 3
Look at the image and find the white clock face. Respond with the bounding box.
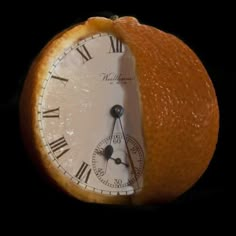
[38,33,145,195]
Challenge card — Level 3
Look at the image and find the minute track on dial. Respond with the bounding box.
[92,133,144,189]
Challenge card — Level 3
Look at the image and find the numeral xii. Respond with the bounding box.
[109,36,123,53]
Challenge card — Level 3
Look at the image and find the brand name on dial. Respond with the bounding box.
[100,73,133,82]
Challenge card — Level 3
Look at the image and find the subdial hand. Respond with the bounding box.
[104,145,113,159]
[104,144,113,174]
[110,157,129,167]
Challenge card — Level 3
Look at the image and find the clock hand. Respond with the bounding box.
[104,144,113,173]
[104,145,113,158]
[110,157,129,167]
[104,105,124,173]
[108,104,124,148]
[118,112,139,188]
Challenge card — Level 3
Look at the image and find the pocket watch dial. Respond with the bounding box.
[38,33,145,195]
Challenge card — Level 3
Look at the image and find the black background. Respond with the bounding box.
[1,1,234,228]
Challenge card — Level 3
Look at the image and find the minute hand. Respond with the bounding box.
[118,117,139,188]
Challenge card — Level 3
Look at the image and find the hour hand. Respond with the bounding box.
[104,145,113,160]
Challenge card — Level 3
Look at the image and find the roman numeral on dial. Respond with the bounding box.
[109,36,123,53]
[51,75,69,86]
[76,45,93,63]
[42,107,60,118]
[48,136,70,159]
[76,161,91,184]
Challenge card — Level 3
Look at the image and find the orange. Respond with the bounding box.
[20,16,219,205]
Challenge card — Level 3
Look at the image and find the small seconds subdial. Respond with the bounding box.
[92,133,144,189]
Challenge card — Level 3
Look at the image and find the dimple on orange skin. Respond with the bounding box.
[20,16,219,205]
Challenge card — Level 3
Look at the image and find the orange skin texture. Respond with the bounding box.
[111,17,219,204]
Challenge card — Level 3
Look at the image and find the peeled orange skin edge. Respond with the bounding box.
[20,16,219,205]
